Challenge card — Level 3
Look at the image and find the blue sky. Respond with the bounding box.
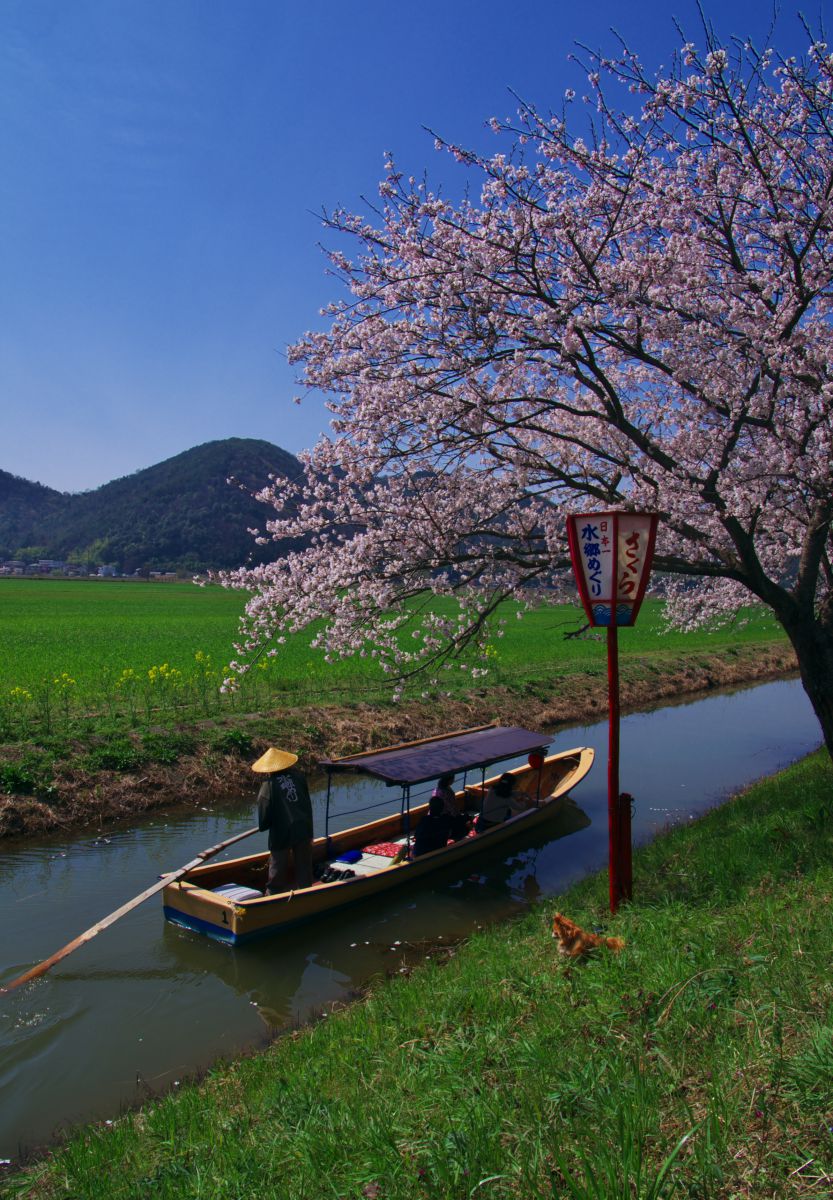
[1,0,821,492]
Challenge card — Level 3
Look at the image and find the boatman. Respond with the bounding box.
[252,747,314,894]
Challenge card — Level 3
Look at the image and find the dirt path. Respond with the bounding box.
[0,642,798,841]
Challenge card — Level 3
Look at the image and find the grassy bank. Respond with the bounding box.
[0,578,795,838]
[0,637,796,840]
[3,751,831,1198]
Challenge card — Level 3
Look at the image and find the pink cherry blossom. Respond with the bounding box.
[223,28,833,760]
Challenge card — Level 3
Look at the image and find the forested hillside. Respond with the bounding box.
[0,472,65,554]
[0,439,303,572]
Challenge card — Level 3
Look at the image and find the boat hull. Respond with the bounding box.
[163,747,593,944]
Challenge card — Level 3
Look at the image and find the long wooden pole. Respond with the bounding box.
[0,824,260,996]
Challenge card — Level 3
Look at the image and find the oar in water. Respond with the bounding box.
[0,824,261,996]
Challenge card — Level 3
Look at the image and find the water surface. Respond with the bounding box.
[0,677,820,1158]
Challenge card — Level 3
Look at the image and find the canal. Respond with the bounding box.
[0,677,821,1159]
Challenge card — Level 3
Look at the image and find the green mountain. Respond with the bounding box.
[0,439,305,572]
[0,472,65,554]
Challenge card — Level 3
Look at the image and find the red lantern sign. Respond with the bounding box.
[566,511,659,627]
[565,510,659,913]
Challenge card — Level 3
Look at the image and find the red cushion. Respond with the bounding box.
[362,842,403,857]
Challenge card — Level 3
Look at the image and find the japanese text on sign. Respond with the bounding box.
[566,511,658,628]
[579,520,610,598]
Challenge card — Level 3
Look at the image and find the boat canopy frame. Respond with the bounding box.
[319,724,550,846]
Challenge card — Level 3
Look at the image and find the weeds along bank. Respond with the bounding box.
[3,751,830,1198]
[0,579,795,837]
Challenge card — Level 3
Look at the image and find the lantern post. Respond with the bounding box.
[566,512,659,913]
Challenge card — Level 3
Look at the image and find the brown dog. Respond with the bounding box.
[551,912,624,958]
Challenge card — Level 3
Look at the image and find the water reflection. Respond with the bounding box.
[0,677,821,1159]
[159,797,590,1031]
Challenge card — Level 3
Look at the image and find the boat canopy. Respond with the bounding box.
[319,725,549,787]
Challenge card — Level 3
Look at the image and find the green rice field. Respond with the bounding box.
[0,577,785,741]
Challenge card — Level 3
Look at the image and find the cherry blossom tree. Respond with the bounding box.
[224,29,833,760]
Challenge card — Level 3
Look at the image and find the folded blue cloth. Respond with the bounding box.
[335,849,362,864]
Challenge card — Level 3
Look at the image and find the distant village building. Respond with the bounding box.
[0,558,87,577]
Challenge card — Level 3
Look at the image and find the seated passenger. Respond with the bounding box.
[412,796,452,857]
[475,772,528,833]
[432,772,469,841]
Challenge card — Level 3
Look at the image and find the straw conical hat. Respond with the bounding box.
[251,748,298,773]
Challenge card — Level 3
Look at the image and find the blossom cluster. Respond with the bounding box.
[220,31,833,744]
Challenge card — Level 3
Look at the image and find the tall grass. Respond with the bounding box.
[3,752,830,1198]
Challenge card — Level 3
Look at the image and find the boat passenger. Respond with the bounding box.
[432,773,469,841]
[412,796,452,857]
[475,772,527,833]
[253,747,314,893]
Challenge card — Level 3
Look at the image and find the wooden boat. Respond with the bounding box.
[162,725,594,944]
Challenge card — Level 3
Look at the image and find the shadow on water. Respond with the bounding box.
[0,676,822,1159]
[153,796,589,1037]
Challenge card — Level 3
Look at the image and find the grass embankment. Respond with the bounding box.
[0,580,796,837]
[4,751,831,1199]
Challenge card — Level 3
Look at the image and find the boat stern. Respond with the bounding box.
[162,880,251,944]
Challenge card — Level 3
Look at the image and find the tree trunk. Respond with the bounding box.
[781,612,833,763]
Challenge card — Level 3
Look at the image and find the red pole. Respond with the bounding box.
[607,623,621,913]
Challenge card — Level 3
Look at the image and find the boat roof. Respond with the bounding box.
[319,725,550,787]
